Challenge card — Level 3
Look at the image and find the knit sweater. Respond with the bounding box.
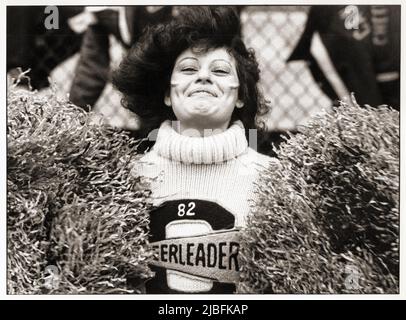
[134,120,275,294]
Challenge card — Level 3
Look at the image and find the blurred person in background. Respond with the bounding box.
[7,6,85,89]
[69,6,175,110]
[288,5,400,110]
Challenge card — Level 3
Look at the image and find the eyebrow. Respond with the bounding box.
[176,57,233,67]
[177,57,198,64]
[211,59,233,67]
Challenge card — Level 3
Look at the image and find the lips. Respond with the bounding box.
[188,88,217,97]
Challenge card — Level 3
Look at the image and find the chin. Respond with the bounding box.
[190,103,213,113]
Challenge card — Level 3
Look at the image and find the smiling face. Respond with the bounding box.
[165,47,241,134]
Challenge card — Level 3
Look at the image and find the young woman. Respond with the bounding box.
[113,6,276,294]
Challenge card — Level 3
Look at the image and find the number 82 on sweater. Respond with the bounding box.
[177,202,196,217]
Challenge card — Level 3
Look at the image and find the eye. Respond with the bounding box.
[181,67,198,73]
[211,63,231,75]
[212,69,229,75]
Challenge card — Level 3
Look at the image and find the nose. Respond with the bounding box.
[196,67,212,84]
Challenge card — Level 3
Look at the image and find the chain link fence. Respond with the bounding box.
[28,6,333,132]
[242,6,331,131]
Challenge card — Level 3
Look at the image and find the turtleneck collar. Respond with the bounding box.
[152,120,249,164]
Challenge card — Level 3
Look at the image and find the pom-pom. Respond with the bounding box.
[7,83,153,294]
[239,99,399,293]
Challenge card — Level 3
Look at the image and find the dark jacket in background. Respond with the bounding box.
[7,6,84,89]
[288,5,400,110]
[69,6,174,109]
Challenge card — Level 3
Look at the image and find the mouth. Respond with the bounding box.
[188,89,217,97]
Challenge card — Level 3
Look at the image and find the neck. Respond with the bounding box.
[153,119,248,164]
[173,121,230,137]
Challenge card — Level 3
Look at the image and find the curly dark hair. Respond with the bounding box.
[112,6,270,136]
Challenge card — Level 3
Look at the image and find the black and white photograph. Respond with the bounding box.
[5,2,402,300]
